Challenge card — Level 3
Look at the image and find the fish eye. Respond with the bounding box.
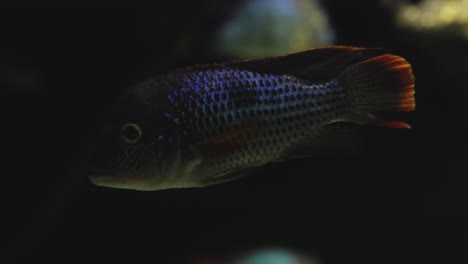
[121,123,142,143]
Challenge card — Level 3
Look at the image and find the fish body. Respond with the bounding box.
[163,69,348,181]
[89,46,415,191]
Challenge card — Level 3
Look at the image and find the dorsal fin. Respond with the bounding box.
[226,46,385,82]
[177,46,385,82]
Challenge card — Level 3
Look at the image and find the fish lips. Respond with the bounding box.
[88,169,117,186]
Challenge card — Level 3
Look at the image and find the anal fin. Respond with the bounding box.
[276,123,364,162]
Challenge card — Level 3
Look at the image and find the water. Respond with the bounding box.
[4,2,467,263]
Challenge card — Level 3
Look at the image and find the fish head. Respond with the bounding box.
[89,83,188,191]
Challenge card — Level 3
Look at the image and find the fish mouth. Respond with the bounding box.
[88,172,133,190]
[88,170,159,191]
[89,173,112,184]
[88,169,118,185]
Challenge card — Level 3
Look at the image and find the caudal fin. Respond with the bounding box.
[338,54,415,128]
[339,54,415,112]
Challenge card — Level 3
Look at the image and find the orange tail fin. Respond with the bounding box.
[339,54,415,128]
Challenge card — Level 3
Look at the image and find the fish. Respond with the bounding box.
[88,46,415,191]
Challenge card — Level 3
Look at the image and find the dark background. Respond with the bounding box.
[4,2,467,263]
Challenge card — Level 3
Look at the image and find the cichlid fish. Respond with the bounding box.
[89,46,415,191]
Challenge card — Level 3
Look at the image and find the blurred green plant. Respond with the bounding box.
[234,248,320,264]
[215,0,335,58]
[396,0,468,39]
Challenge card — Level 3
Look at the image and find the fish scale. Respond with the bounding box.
[165,68,350,178]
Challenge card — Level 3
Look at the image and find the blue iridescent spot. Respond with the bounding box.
[167,95,174,103]
[195,80,203,89]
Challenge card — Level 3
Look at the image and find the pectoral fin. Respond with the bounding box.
[195,122,261,158]
[198,167,256,187]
